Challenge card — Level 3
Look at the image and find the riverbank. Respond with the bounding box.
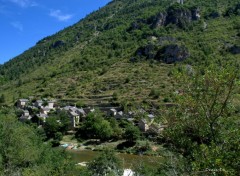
[66,149,163,169]
[60,135,164,156]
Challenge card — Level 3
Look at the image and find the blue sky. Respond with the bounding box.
[0,0,112,64]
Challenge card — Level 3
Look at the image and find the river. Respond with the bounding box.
[67,149,162,168]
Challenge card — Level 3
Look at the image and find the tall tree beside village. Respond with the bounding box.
[124,124,141,143]
[76,110,113,141]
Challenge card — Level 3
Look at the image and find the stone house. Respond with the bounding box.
[63,106,72,111]
[17,99,29,108]
[76,108,86,121]
[19,110,32,121]
[69,111,80,128]
[35,100,43,108]
[37,113,48,123]
[69,107,78,113]
[115,111,124,119]
[138,119,149,132]
[148,124,168,135]
[147,114,155,120]
[47,100,55,109]
[40,107,51,114]
[109,108,117,117]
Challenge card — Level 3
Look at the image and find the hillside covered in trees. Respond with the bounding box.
[0,0,239,106]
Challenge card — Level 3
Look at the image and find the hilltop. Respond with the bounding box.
[0,0,240,107]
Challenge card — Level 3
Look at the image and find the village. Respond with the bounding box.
[17,98,166,135]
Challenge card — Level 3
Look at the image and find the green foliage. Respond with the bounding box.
[225,3,240,16]
[76,110,113,141]
[15,109,23,117]
[108,118,123,140]
[0,0,240,174]
[0,0,239,106]
[149,88,160,99]
[44,117,60,139]
[57,110,71,134]
[88,150,123,176]
[76,100,85,108]
[112,92,118,101]
[163,64,240,174]
[43,110,70,146]
[124,124,141,142]
[0,109,75,175]
[134,152,187,176]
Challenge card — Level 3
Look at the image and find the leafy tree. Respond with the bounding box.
[76,100,85,108]
[15,108,23,117]
[76,110,113,141]
[44,110,71,141]
[164,64,240,174]
[97,120,114,141]
[108,118,123,140]
[52,132,63,146]
[36,127,47,141]
[0,109,75,175]
[57,110,71,134]
[44,117,60,139]
[171,64,238,143]
[124,124,141,142]
[88,150,123,176]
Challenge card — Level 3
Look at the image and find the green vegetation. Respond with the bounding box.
[87,150,123,176]
[0,108,76,175]
[0,0,239,107]
[75,110,140,144]
[124,64,239,175]
[124,124,141,142]
[0,0,239,175]
[75,150,123,176]
[76,110,114,141]
[161,64,240,175]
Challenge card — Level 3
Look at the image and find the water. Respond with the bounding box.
[67,149,162,168]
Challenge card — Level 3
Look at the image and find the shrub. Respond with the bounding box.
[149,88,160,99]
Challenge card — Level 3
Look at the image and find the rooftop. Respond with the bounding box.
[19,99,29,102]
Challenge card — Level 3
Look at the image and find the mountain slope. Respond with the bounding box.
[0,0,240,106]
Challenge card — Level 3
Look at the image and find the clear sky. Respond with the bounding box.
[0,0,112,64]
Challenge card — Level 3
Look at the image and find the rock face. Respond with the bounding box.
[151,5,200,29]
[134,43,190,64]
[52,40,65,48]
[165,7,191,27]
[155,44,189,64]
[151,12,167,28]
[129,5,201,31]
[135,44,157,59]
[165,6,200,28]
